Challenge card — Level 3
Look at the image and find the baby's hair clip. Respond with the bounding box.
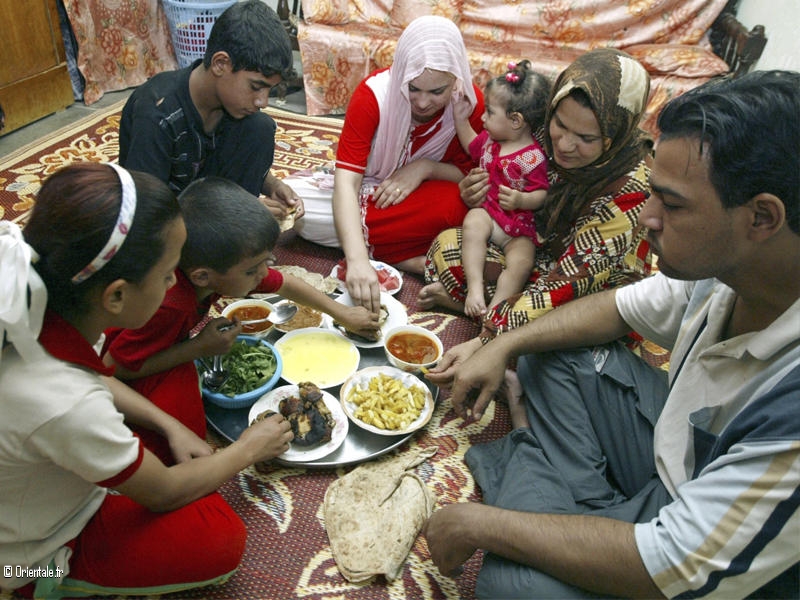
[505,72,520,83]
[507,61,517,71]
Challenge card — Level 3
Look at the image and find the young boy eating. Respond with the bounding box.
[103,177,379,464]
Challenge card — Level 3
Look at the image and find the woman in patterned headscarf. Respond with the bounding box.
[420,49,655,348]
[291,15,484,313]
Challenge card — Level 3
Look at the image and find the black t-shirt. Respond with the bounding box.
[119,60,276,196]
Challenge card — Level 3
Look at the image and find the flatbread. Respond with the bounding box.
[278,206,298,232]
[273,265,339,295]
[333,304,388,342]
[274,302,324,332]
[323,447,437,583]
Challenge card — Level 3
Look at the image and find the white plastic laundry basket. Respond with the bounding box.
[162,0,237,68]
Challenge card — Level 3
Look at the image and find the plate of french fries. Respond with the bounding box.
[339,366,434,436]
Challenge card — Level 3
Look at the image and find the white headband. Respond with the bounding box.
[0,221,47,365]
[71,162,137,284]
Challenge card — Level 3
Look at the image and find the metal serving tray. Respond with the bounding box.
[204,333,437,469]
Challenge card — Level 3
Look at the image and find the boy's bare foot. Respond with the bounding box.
[417,281,464,312]
[503,368,529,429]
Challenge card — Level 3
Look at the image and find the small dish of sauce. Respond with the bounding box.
[221,299,275,336]
[386,332,440,364]
[228,304,272,333]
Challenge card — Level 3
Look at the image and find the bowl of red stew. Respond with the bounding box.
[221,298,276,337]
[383,325,443,373]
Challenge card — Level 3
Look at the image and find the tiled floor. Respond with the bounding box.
[0,54,308,160]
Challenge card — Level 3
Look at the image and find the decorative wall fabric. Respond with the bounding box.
[62,0,178,105]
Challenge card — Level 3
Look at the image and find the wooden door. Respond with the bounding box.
[0,0,74,136]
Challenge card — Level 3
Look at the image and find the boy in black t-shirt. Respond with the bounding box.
[119,0,304,222]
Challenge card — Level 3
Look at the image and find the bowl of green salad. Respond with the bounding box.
[199,335,282,409]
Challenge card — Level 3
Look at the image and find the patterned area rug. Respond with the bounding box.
[0,103,508,599]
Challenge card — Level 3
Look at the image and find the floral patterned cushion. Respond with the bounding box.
[347,0,393,26]
[303,0,351,24]
[390,0,462,29]
[626,44,729,135]
[298,21,398,115]
[63,0,177,105]
[624,44,730,77]
[464,38,584,88]
[460,0,726,47]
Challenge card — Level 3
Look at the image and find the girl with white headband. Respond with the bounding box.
[0,162,292,598]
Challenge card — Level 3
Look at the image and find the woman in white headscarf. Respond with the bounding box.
[291,15,484,312]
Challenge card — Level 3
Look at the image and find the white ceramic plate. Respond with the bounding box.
[331,291,408,348]
[248,385,348,462]
[329,260,403,295]
[339,365,434,436]
[274,328,360,387]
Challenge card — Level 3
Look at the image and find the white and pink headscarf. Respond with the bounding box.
[365,15,477,180]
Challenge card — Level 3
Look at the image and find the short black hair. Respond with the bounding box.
[658,70,800,234]
[204,0,293,79]
[178,176,280,272]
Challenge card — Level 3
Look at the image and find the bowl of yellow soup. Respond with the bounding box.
[274,328,360,388]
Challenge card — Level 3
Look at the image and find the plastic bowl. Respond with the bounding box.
[221,298,276,338]
[200,336,282,409]
[383,325,443,374]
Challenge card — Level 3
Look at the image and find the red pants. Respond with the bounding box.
[20,492,245,598]
[365,179,468,264]
[130,362,206,466]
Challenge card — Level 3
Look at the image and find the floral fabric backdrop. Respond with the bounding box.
[297,0,731,134]
[63,0,178,105]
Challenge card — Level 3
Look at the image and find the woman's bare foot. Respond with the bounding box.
[417,281,464,312]
[503,369,529,429]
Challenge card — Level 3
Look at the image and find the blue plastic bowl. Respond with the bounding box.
[200,336,282,409]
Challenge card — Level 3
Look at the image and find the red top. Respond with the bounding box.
[104,268,283,372]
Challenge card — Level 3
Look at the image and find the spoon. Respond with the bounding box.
[243,302,299,325]
[202,354,229,391]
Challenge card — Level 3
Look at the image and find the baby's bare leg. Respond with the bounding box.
[487,236,536,310]
[462,208,494,318]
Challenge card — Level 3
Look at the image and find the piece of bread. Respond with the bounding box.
[274,302,323,332]
[323,447,437,582]
[278,206,298,232]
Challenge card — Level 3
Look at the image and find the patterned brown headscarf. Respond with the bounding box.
[541,48,652,242]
